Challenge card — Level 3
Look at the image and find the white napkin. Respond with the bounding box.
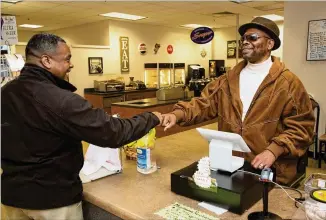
[198,202,228,215]
[81,144,121,177]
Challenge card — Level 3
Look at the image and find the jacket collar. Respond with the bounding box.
[21,64,77,92]
[226,56,286,123]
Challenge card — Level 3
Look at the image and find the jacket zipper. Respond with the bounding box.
[243,81,274,123]
[244,69,286,122]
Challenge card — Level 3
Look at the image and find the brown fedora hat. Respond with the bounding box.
[238,17,281,50]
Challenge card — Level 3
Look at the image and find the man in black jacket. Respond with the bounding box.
[1,33,162,220]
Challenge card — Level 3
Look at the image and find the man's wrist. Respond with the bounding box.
[266,142,288,159]
[171,110,185,123]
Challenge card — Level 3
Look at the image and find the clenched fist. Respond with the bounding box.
[161,113,177,131]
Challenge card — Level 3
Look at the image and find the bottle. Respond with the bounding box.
[136,129,157,174]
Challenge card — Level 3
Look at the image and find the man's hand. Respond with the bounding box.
[152,112,163,126]
[161,113,177,131]
[251,150,276,169]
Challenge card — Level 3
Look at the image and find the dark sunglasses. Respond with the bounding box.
[240,33,271,43]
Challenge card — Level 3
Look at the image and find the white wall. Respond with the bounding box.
[212,22,283,68]
[53,20,110,46]
[213,26,239,68]
[53,20,212,96]
[12,30,38,55]
[283,1,326,135]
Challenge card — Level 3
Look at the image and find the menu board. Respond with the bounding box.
[307,19,326,61]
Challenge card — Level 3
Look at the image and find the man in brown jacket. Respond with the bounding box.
[162,17,315,185]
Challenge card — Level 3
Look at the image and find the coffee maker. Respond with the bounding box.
[209,60,225,78]
[186,64,204,84]
[187,64,209,97]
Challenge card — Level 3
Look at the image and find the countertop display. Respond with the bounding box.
[82,124,303,220]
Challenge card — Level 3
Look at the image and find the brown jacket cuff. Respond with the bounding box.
[171,110,185,123]
[266,142,289,159]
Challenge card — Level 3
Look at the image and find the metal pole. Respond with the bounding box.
[236,14,239,65]
[263,182,268,216]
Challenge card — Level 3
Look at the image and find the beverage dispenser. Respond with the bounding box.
[144,63,158,88]
[158,63,173,88]
[187,64,210,97]
[173,63,185,86]
[209,60,225,78]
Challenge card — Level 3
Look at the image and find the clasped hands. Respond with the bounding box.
[152,112,177,131]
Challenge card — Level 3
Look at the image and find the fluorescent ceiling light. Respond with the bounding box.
[99,12,146,21]
[19,24,44,29]
[231,0,252,3]
[258,14,284,21]
[180,24,211,29]
[2,0,21,3]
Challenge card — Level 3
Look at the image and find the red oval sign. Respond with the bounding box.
[167,45,173,54]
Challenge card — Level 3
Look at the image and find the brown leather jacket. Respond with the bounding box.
[172,56,315,184]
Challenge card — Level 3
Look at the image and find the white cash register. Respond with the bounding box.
[196,128,251,173]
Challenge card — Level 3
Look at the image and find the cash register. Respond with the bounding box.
[171,128,276,214]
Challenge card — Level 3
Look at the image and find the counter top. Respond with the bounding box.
[83,124,301,220]
[111,97,189,108]
[84,88,157,96]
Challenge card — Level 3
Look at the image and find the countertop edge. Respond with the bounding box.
[83,191,144,220]
[84,88,158,96]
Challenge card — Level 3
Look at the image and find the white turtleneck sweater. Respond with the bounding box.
[240,57,273,121]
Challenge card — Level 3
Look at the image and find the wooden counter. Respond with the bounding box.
[83,124,301,220]
[84,88,157,114]
[111,98,217,138]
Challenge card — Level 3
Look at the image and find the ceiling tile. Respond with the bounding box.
[18,1,64,9]
[240,1,278,8]
[41,5,87,16]
[63,1,106,9]
[1,5,43,16]
[1,2,13,9]
[254,2,284,11]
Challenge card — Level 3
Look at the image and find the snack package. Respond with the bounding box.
[123,128,156,160]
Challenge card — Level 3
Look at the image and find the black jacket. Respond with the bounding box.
[1,64,159,209]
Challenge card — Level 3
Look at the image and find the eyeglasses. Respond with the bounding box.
[240,33,271,43]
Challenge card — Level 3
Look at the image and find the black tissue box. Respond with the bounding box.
[171,161,275,214]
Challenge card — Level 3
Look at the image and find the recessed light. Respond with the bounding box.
[19,24,44,29]
[231,0,252,3]
[180,24,211,29]
[257,14,284,21]
[99,12,146,21]
[2,0,21,3]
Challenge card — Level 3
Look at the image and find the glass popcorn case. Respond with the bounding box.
[144,63,158,88]
[173,63,185,86]
[158,63,173,88]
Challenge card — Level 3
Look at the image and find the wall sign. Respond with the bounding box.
[120,36,129,72]
[190,27,214,44]
[154,43,161,54]
[167,45,173,54]
[307,19,326,61]
[138,43,147,55]
[1,16,18,45]
[227,40,242,59]
[200,48,207,58]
